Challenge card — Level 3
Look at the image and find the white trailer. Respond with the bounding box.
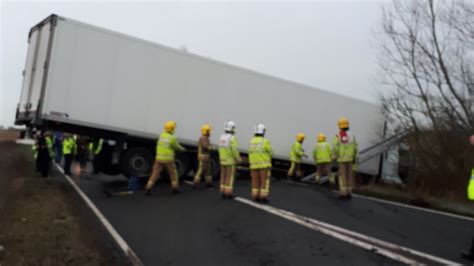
[16,14,384,178]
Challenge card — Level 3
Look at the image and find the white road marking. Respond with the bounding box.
[235,197,460,265]
[54,163,143,266]
[184,180,194,186]
[352,193,474,222]
[283,180,474,222]
[234,197,418,264]
[15,139,35,145]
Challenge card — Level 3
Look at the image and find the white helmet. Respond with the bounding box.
[224,121,236,132]
[255,123,266,135]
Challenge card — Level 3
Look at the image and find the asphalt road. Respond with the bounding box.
[78,173,474,265]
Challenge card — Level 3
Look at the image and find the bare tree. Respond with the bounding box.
[376,0,474,198]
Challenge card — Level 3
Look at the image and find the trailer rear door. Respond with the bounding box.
[17,17,54,123]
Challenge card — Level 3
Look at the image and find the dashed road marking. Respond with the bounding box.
[234,196,460,265]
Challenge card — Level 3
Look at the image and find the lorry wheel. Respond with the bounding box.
[175,153,192,179]
[210,155,220,180]
[121,147,153,177]
[192,155,220,180]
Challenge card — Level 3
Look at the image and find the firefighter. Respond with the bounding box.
[332,117,358,199]
[313,133,334,185]
[193,124,214,189]
[218,121,241,198]
[249,124,273,203]
[62,134,76,176]
[287,133,307,181]
[145,121,186,195]
[36,131,55,177]
[462,134,474,260]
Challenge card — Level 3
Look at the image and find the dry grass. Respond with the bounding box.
[0,134,122,266]
[0,129,19,142]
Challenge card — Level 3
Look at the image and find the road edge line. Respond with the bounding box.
[54,163,143,266]
[351,193,474,222]
[283,180,474,222]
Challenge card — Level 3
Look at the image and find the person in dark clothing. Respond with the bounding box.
[53,131,64,163]
[75,136,88,172]
[36,131,54,177]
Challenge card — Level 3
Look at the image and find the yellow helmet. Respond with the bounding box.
[201,124,211,135]
[317,133,326,142]
[164,121,177,133]
[296,133,305,142]
[338,117,349,129]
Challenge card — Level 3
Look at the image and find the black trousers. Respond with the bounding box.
[93,154,102,174]
[64,154,73,175]
[37,150,51,177]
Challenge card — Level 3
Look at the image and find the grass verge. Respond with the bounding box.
[0,136,125,265]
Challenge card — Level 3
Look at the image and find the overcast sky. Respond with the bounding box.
[0,0,387,127]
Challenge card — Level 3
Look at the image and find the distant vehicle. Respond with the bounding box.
[16,14,385,178]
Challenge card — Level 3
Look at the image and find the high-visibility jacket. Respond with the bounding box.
[332,132,358,163]
[249,136,273,170]
[468,168,474,201]
[89,139,104,155]
[63,138,76,155]
[313,141,331,164]
[156,132,185,162]
[45,136,55,158]
[32,145,38,159]
[290,141,304,163]
[218,133,240,166]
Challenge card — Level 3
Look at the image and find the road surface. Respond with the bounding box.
[77,173,473,265]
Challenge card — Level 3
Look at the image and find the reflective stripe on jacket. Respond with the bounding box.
[290,141,304,163]
[156,132,185,162]
[313,142,331,164]
[46,136,55,158]
[249,136,273,170]
[468,168,474,201]
[95,139,104,155]
[218,133,240,166]
[332,133,358,163]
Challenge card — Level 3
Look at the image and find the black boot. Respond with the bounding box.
[462,237,474,260]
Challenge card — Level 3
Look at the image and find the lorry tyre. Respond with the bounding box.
[193,155,220,180]
[210,155,220,180]
[121,147,153,177]
[175,153,192,179]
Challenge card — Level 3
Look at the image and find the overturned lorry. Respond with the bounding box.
[16,14,385,178]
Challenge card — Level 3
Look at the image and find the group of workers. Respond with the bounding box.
[145,117,358,201]
[33,131,104,177]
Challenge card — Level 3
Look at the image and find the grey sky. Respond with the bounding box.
[1,1,385,127]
